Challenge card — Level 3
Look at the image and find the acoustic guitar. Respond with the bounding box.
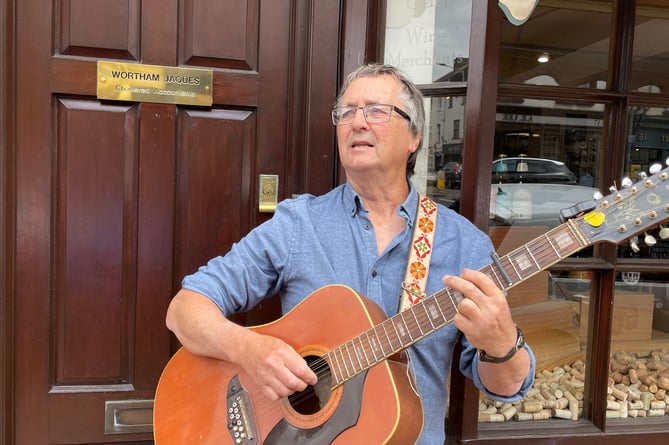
[154,163,669,444]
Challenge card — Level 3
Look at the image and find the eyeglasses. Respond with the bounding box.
[331,103,411,126]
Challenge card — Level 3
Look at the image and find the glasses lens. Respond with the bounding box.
[364,104,392,123]
[332,107,354,125]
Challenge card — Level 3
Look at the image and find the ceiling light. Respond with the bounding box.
[537,52,550,63]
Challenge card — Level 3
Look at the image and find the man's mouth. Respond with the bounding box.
[351,140,374,149]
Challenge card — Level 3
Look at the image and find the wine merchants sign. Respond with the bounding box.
[97,61,213,106]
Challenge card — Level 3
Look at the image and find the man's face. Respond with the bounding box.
[336,75,419,178]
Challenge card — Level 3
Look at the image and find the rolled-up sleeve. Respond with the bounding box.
[459,337,536,401]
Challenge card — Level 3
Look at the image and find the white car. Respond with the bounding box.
[490,183,598,227]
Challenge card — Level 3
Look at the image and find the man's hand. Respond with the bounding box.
[443,268,531,396]
[443,269,517,358]
[235,330,318,401]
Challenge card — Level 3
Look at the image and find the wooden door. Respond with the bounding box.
[11,0,339,443]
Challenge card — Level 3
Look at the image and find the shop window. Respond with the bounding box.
[621,105,669,261]
[499,1,612,89]
[631,2,669,93]
[491,98,603,235]
[423,96,465,209]
[383,0,472,197]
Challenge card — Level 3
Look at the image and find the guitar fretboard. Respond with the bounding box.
[325,219,588,387]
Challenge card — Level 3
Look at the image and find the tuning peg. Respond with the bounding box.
[644,232,657,246]
[638,171,648,180]
[593,191,604,200]
[630,236,640,253]
[609,185,618,193]
[621,177,633,188]
[649,163,662,174]
[659,225,669,240]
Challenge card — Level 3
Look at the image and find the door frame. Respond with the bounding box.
[1,0,15,442]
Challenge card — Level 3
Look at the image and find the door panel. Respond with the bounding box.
[13,0,339,443]
[54,99,139,387]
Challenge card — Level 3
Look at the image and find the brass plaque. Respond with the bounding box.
[97,61,213,106]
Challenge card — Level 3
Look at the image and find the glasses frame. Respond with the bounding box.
[331,103,412,126]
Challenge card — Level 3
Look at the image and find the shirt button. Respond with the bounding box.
[371,271,377,278]
[364,224,371,230]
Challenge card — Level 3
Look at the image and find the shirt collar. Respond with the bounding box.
[343,181,420,228]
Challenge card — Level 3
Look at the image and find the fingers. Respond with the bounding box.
[245,335,318,401]
[442,269,516,350]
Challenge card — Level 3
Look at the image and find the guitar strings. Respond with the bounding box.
[286,225,584,407]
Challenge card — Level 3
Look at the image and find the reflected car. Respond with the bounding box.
[492,157,577,184]
[442,161,462,188]
[490,183,598,227]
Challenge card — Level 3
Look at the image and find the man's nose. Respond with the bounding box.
[351,107,369,128]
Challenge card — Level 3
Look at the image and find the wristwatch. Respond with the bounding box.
[478,325,525,364]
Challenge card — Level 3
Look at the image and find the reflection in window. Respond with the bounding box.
[631,3,669,93]
[383,1,472,196]
[491,98,603,230]
[620,106,669,260]
[499,2,612,89]
[425,96,465,211]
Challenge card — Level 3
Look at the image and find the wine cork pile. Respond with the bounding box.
[479,349,669,422]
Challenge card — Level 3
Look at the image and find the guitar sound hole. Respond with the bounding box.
[288,355,332,415]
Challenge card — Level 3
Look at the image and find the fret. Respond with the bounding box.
[387,318,404,350]
[395,314,411,346]
[330,349,344,383]
[399,311,413,345]
[486,263,505,290]
[501,255,522,285]
[417,301,437,330]
[372,325,387,357]
[365,331,380,362]
[338,346,352,379]
[350,340,363,371]
[355,336,370,368]
[523,244,541,269]
[430,294,448,323]
[409,306,425,336]
[505,253,521,281]
[443,290,460,319]
[544,232,561,258]
[380,320,396,352]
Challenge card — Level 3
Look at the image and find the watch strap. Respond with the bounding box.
[478,325,525,364]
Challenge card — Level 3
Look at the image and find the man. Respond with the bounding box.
[166,63,535,444]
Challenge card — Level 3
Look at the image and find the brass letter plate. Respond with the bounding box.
[97,61,213,106]
[104,399,154,434]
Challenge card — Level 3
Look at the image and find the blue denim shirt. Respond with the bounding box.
[183,183,535,444]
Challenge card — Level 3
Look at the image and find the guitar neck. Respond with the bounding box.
[325,219,589,387]
[325,163,669,386]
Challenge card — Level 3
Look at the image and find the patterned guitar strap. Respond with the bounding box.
[399,194,438,312]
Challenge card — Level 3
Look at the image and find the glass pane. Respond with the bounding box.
[631,2,669,93]
[621,105,669,260]
[383,0,472,84]
[383,1,472,196]
[424,96,465,211]
[491,98,603,240]
[499,1,612,89]
[480,269,669,427]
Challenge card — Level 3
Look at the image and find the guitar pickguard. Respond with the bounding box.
[264,371,368,445]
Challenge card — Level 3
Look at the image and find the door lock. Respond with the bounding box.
[259,174,279,213]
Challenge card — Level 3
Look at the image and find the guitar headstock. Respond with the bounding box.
[570,161,669,246]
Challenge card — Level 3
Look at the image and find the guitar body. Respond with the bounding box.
[154,285,424,445]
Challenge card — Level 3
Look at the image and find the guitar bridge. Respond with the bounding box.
[227,375,259,444]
